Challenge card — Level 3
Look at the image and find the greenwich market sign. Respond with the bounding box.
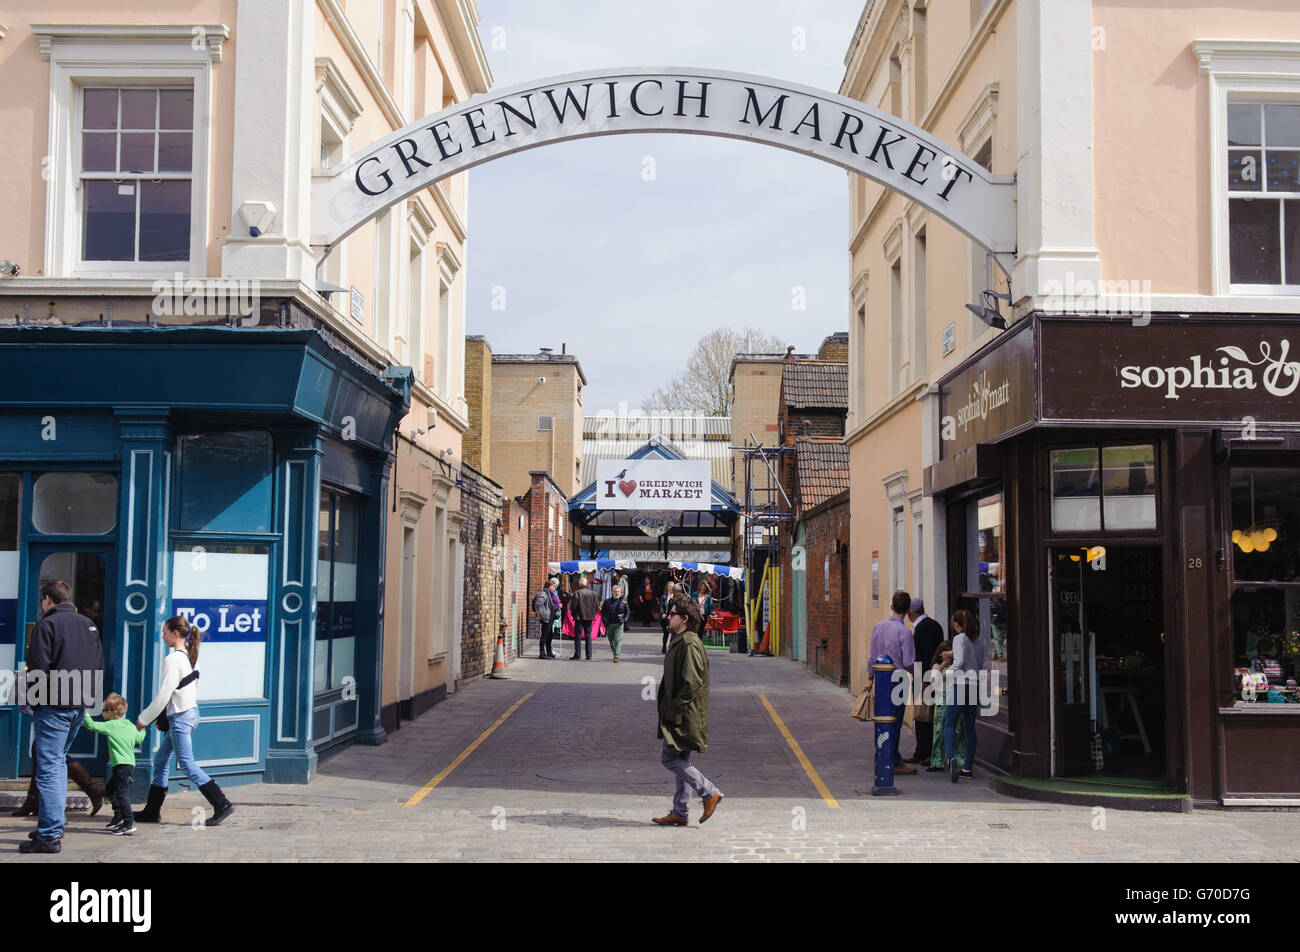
[312,68,1016,266]
[595,459,713,511]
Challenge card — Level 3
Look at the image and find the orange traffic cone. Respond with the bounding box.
[753,622,772,656]
[488,634,509,679]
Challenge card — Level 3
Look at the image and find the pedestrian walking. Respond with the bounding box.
[659,582,677,654]
[652,596,722,826]
[570,576,600,660]
[19,579,105,854]
[601,586,629,662]
[906,597,944,764]
[868,590,917,775]
[533,578,559,659]
[134,615,235,826]
[81,692,146,835]
[945,609,985,782]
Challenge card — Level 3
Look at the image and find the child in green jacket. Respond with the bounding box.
[83,693,147,835]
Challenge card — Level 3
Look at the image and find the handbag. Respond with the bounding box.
[155,670,200,732]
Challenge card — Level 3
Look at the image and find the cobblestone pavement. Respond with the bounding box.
[3,629,1296,862]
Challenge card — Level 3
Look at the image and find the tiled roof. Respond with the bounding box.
[796,437,850,511]
[784,360,848,410]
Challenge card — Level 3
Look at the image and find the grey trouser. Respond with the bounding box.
[660,739,718,818]
[607,623,624,658]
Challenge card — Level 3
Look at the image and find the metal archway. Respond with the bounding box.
[312,67,1015,272]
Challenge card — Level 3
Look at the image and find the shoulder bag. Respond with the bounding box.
[155,670,200,732]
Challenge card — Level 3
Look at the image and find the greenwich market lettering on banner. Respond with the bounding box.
[955,369,1012,434]
[1120,340,1300,400]
[353,79,974,201]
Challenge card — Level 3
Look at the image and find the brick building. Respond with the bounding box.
[502,500,530,657]
[773,340,851,682]
[464,336,493,475]
[520,471,574,640]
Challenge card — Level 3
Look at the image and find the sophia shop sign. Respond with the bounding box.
[312,69,1015,269]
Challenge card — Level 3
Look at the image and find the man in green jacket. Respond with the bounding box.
[653,596,723,826]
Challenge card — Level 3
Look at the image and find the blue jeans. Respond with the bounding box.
[944,701,978,771]
[33,706,86,840]
[149,708,211,789]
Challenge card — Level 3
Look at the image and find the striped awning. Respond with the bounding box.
[547,559,638,573]
[669,561,744,581]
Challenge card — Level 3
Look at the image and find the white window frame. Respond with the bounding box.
[36,25,226,279]
[406,201,434,378]
[315,57,363,307]
[1195,40,1300,296]
[436,242,462,402]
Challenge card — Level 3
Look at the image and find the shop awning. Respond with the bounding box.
[547,559,638,573]
[669,561,744,581]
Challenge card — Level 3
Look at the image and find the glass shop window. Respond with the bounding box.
[956,491,1009,725]
[32,472,118,534]
[0,475,19,676]
[178,431,274,533]
[317,491,360,694]
[1050,445,1156,532]
[1230,467,1300,705]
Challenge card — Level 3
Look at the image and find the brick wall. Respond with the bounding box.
[459,463,506,682]
[783,494,851,684]
[464,336,492,472]
[489,362,583,499]
[817,332,849,363]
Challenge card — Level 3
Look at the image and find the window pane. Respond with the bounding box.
[1051,448,1101,531]
[0,474,18,549]
[82,180,136,261]
[1265,104,1300,148]
[1232,467,1300,583]
[32,473,117,534]
[1230,198,1281,284]
[315,494,333,694]
[158,89,194,129]
[120,89,156,129]
[1228,149,1262,192]
[966,493,1004,594]
[170,546,269,700]
[119,132,155,174]
[1228,103,1260,146]
[178,431,273,532]
[138,180,190,261]
[1231,590,1299,705]
[157,132,192,173]
[82,132,117,172]
[1266,151,1300,191]
[1102,444,1157,530]
[83,88,118,130]
[330,498,359,688]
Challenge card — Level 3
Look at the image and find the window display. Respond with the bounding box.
[1230,466,1300,705]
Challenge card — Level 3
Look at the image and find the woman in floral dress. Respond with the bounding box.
[927,641,968,770]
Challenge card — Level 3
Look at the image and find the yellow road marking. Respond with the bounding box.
[758,693,840,809]
[403,691,535,807]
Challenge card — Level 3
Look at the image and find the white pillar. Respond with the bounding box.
[222,0,317,284]
[1014,0,1101,307]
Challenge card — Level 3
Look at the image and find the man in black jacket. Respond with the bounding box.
[570,576,600,661]
[906,598,945,765]
[20,579,104,854]
[20,580,104,853]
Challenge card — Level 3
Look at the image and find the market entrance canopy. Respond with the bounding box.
[312,68,1016,274]
[548,559,639,574]
[669,561,745,582]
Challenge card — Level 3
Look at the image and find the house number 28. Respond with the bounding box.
[1187,557,1203,569]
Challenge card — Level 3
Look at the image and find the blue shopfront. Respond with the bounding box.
[0,325,407,789]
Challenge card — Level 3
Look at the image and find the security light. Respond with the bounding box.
[965,289,1011,331]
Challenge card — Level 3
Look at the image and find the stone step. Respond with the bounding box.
[0,783,97,812]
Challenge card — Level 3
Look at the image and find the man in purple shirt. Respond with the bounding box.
[869,590,917,775]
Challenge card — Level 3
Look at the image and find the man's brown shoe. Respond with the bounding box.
[700,791,723,823]
[652,812,688,826]
[894,764,918,775]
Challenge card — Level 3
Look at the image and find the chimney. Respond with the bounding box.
[561,343,567,355]
[539,346,553,357]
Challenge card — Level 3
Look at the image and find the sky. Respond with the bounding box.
[465,1,863,415]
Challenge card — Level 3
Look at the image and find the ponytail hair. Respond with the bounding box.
[164,615,204,668]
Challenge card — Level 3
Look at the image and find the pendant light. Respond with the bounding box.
[1233,474,1278,554]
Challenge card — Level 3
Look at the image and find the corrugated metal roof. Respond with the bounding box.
[580,416,732,486]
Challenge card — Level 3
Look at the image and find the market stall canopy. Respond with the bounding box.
[548,559,638,573]
[670,561,744,581]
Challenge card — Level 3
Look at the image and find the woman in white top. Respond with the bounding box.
[133,615,234,826]
[944,609,985,783]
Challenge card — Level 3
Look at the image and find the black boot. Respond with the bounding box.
[11,776,37,817]
[198,780,234,827]
[135,785,166,823]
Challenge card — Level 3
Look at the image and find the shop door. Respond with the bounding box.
[18,545,115,776]
[1050,545,1165,778]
